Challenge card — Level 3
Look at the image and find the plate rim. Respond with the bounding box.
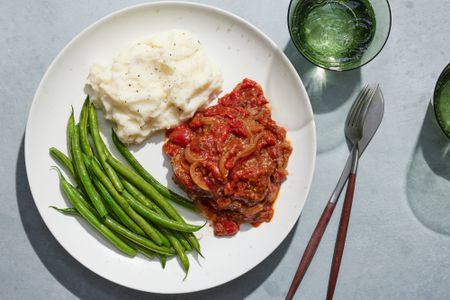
[24,0,316,294]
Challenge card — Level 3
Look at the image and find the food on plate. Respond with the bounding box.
[50,102,203,274]
[163,79,292,236]
[85,29,223,145]
[111,130,194,211]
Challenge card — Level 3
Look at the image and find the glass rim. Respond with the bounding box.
[286,0,393,72]
[433,62,450,139]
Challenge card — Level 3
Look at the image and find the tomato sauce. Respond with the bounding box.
[163,79,292,236]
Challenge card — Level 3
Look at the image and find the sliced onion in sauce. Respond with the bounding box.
[190,161,210,191]
[235,132,265,159]
[184,144,204,164]
[180,157,191,170]
[235,145,256,160]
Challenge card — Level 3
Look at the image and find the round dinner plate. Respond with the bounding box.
[25,1,316,294]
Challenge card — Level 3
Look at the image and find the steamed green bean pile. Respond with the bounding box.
[49,98,202,275]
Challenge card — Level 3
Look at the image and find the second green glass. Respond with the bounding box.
[434,63,450,138]
[288,0,391,71]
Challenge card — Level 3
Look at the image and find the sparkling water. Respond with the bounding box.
[291,0,376,70]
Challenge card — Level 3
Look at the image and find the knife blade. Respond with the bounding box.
[330,85,385,204]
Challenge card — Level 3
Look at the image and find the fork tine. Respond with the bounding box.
[347,85,370,126]
[352,87,372,126]
[355,85,378,127]
[352,93,367,125]
[346,85,369,126]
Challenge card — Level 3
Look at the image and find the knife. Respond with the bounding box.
[285,86,384,300]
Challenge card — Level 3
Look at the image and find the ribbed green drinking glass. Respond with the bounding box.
[288,0,391,71]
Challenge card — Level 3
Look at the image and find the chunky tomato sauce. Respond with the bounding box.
[163,79,292,236]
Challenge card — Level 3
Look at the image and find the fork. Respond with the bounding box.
[326,85,378,299]
[285,85,376,300]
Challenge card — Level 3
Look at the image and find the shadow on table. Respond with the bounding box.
[16,136,295,299]
[283,40,362,153]
[406,104,450,236]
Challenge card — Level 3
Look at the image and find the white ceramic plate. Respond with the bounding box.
[25,1,316,294]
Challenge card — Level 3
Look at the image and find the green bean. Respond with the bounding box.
[173,231,192,251]
[62,187,99,216]
[108,137,202,254]
[78,157,120,224]
[137,248,155,260]
[121,190,171,248]
[67,107,75,159]
[126,239,156,259]
[102,217,175,256]
[112,130,194,211]
[122,178,203,255]
[49,204,165,259]
[160,227,189,273]
[51,201,113,222]
[107,156,183,220]
[123,180,190,251]
[50,206,78,216]
[79,97,94,157]
[124,180,172,228]
[122,179,158,210]
[50,205,145,258]
[49,147,76,180]
[88,105,123,192]
[90,172,145,236]
[185,233,203,257]
[80,159,119,220]
[123,179,179,229]
[88,157,164,246]
[122,189,203,232]
[158,254,167,269]
[66,112,86,193]
[72,125,107,217]
[54,168,136,256]
[49,148,87,198]
[50,206,165,259]
[50,197,170,257]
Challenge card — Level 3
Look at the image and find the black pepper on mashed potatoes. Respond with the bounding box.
[85,30,223,144]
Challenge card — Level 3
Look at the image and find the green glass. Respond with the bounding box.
[434,63,450,138]
[288,0,391,71]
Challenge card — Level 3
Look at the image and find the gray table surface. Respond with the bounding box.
[3,0,450,299]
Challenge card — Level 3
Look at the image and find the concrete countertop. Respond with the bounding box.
[2,0,450,299]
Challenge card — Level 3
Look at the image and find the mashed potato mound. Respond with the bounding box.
[86,30,222,144]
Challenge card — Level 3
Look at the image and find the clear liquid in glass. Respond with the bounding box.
[291,0,376,70]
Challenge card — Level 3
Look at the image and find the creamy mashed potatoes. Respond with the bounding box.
[85,30,222,144]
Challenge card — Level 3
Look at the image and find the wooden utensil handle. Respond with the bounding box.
[285,201,336,300]
[326,173,357,300]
